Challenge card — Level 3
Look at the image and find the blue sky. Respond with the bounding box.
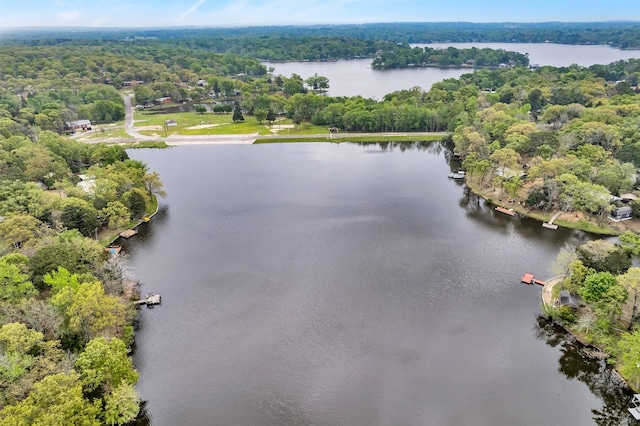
[1,0,639,28]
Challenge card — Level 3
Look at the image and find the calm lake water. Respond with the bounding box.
[126,142,635,425]
[265,43,640,99]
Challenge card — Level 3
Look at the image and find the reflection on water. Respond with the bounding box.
[124,142,633,425]
[349,140,443,153]
[534,318,635,426]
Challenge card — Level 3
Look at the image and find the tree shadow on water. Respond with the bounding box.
[534,316,636,426]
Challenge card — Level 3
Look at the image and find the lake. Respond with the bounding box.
[126,142,635,425]
[264,43,640,99]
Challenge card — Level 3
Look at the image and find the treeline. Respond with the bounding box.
[372,44,530,69]
[0,130,166,422]
[4,22,640,49]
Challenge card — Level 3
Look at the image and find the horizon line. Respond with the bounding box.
[3,20,640,32]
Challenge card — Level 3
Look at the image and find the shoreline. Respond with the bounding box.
[463,175,626,236]
[84,132,450,145]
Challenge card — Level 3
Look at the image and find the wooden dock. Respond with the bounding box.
[521,272,546,286]
[119,229,138,239]
[134,293,161,306]
[495,206,516,216]
[543,211,562,230]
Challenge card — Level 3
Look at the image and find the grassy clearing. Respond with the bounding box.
[134,110,337,136]
[83,128,131,139]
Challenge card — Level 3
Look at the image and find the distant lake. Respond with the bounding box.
[264,43,640,99]
[417,42,640,67]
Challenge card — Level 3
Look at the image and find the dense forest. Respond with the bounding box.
[2,23,640,421]
[4,22,640,49]
[0,132,164,423]
[371,44,530,69]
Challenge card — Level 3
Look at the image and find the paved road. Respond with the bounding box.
[122,94,156,141]
[86,96,449,146]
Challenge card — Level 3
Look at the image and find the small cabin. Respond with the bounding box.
[559,290,579,310]
[611,206,633,220]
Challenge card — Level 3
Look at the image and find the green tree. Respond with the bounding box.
[142,171,167,200]
[563,260,590,293]
[595,282,627,322]
[619,330,640,389]
[123,188,148,219]
[75,337,138,394]
[232,102,244,122]
[254,108,267,124]
[0,214,43,249]
[103,382,140,426]
[578,271,618,303]
[102,201,130,230]
[0,257,36,303]
[194,105,206,115]
[0,323,66,408]
[619,231,640,257]
[52,281,126,344]
[283,74,306,96]
[60,198,101,238]
[0,372,101,426]
[43,267,81,295]
[528,88,543,120]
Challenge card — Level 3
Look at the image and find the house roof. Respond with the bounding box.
[559,290,579,308]
[66,119,91,127]
[615,206,633,214]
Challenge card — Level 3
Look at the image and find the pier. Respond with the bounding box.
[496,206,516,216]
[543,211,561,230]
[119,229,138,239]
[521,272,546,286]
[134,293,161,306]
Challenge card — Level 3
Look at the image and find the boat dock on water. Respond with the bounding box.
[447,171,465,179]
[119,229,138,239]
[521,273,546,286]
[495,206,516,216]
[543,211,562,230]
[134,293,161,306]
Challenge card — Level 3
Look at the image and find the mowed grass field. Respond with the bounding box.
[133,110,329,136]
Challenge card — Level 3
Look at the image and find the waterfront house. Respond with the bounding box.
[611,206,634,221]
